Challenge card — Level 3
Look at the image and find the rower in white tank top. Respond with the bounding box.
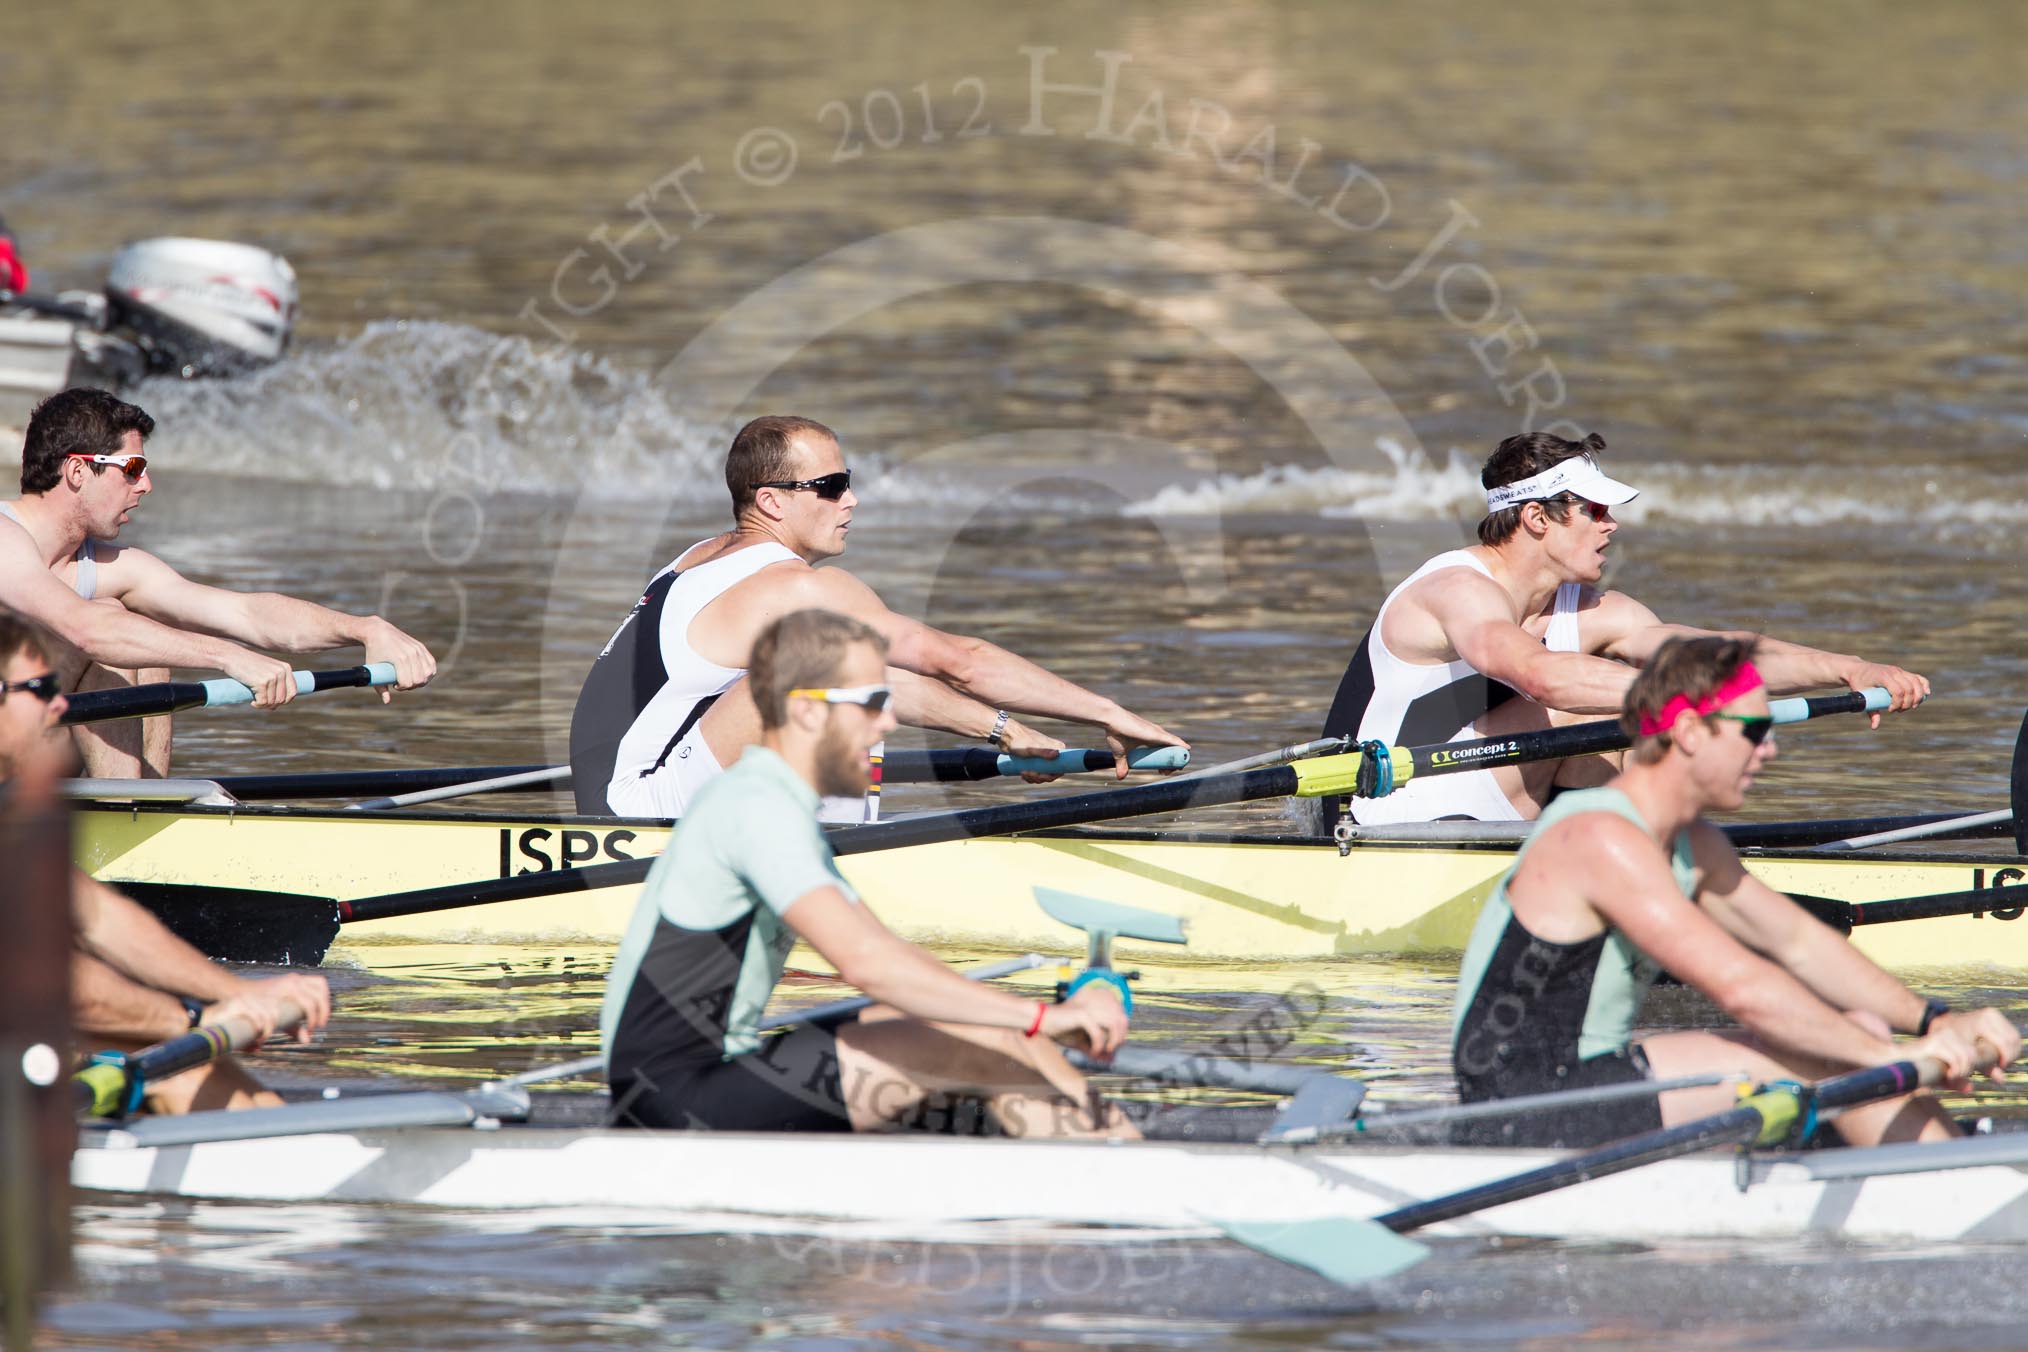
[602,540,879,823]
[1343,550,1583,824]
[0,500,97,599]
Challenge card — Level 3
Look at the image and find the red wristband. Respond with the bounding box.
[1024,1002,1046,1038]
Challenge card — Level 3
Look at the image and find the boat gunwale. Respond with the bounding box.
[68,798,2028,868]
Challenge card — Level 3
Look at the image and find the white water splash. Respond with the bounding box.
[1123,438,1487,520]
[1124,437,2028,537]
[135,320,724,498]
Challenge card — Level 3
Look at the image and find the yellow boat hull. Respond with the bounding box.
[72,802,2028,970]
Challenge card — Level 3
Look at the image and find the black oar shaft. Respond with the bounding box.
[329,689,1889,930]
[899,748,1012,782]
[1403,720,1630,779]
[1395,689,1882,784]
[1378,1105,1765,1233]
[60,682,215,726]
[206,748,1117,802]
[339,858,642,923]
[216,765,550,801]
[61,665,390,727]
[1846,886,2023,927]
[828,765,1298,855]
[337,764,1299,925]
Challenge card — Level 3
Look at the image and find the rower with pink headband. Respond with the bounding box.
[1450,633,2016,1153]
[1635,660,1766,739]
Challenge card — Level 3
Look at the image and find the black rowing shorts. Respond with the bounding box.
[608,1022,852,1133]
[1450,1043,1662,1149]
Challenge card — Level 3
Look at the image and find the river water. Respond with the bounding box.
[7,0,2028,1346]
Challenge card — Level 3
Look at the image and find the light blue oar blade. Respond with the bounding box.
[1032,887,1188,945]
[1206,1216,1430,1286]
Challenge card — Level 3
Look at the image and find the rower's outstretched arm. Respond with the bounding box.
[71,951,203,1043]
[885,669,1065,762]
[1597,598,1927,721]
[108,548,436,698]
[783,886,1127,1055]
[1433,576,1634,714]
[1688,823,2018,1066]
[70,869,332,1040]
[0,532,289,692]
[698,672,1069,775]
[1572,814,1929,1070]
[799,567,1185,774]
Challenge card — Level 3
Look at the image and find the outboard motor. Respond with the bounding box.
[105,238,297,378]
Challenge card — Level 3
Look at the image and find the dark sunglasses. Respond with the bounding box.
[1,673,62,702]
[1708,713,1774,745]
[70,452,149,483]
[1543,494,1610,523]
[760,469,852,501]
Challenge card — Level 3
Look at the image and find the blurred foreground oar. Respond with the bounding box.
[61,664,399,726]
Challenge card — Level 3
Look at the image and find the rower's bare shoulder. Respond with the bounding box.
[1404,564,1511,627]
[1540,809,1658,878]
[1582,586,1662,629]
[671,532,740,570]
[0,515,60,585]
[788,562,878,606]
[0,509,33,559]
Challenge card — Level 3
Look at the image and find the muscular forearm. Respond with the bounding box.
[843,939,1041,1030]
[1717,956,1900,1069]
[72,873,242,1003]
[915,635,1122,730]
[214,593,383,654]
[59,600,254,674]
[888,668,1003,740]
[1729,633,1864,694]
[1622,622,1857,695]
[1511,652,1640,715]
[72,952,188,1043]
[1768,918,1927,1034]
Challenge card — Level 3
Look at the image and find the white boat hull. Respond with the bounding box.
[72,1124,2028,1247]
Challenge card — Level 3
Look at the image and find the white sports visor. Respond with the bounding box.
[1484,454,1639,511]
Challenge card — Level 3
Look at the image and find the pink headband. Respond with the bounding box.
[1637,661,1764,737]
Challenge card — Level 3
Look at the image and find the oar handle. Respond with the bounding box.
[73,996,310,1118]
[1769,686,1892,723]
[198,662,401,710]
[1288,685,1903,800]
[60,663,399,726]
[994,745,1189,777]
[885,745,1191,782]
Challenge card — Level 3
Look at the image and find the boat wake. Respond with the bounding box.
[1124,437,2028,541]
[127,322,2028,545]
[133,319,725,498]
